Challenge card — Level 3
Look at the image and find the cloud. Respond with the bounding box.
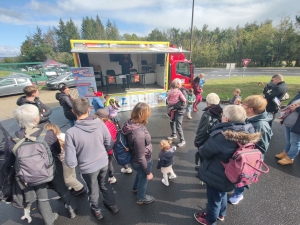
[0,46,20,57]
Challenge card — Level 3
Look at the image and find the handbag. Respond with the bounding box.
[283,111,299,128]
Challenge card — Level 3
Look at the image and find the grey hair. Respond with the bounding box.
[14,104,39,128]
[223,105,246,122]
[272,74,283,81]
[171,78,182,88]
[206,93,220,105]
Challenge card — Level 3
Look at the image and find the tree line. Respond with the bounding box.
[4,14,300,67]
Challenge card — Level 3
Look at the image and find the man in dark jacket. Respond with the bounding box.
[16,85,52,127]
[168,78,188,147]
[65,98,118,220]
[194,105,261,225]
[55,85,77,127]
[263,74,288,126]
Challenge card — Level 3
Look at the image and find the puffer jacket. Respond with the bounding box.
[157,147,175,169]
[287,92,300,134]
[122,119,152,175]
[194,104,223,148]
[55,92,76,120]
[198,122,261,192]
[16,96,52,124]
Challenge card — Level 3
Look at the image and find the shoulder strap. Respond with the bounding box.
[36,129,48,142]
[12,127,41,155]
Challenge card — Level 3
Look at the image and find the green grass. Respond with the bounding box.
[0,71,11,78]
[203,76,299,102]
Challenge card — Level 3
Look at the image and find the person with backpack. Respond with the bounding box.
[229,95,273,205]
[64,98,118,220]
[194,105,261,225]
[55,85,77,127]
[167,78,188,147]
[16,85,52,127]
[13,104,77,224]
[122,102,154,204]
[194,93,222,149]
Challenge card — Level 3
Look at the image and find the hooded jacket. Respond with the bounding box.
[122,119,152,175]
[55,92,76,120]
[194,104,223,148]
[16,96,52,124]
[92,97,105,112]
[65,117,114,174]
[157,147,175,169]
[246,111,273,154]
[198,122,261,192]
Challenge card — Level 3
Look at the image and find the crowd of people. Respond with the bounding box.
[0,73,299,225]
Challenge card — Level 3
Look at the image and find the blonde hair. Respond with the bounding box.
[131,102,151,125]
[234,88,241,94]
[206,93,220,105]
[44,123,60,136]
[171,78,181,88]
[223,105,246,122]
[199,73,205,78]
[243,95,267,114]
[160,140,172,151]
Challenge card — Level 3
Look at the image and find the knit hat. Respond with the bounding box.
[92,108,109,119]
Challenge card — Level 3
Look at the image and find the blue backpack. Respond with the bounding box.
[113,130,132,166]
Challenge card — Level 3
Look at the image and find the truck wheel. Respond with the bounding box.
[58,83,65,90]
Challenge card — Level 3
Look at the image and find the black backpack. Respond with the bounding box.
[113,130,132,166]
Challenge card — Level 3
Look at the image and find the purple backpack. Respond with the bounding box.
[12,127,55,186]
[221,142,269,187]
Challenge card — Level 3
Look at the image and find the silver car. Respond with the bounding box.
[46,74,76,90]
[0,76,33,97]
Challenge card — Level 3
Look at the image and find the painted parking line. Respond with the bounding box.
[261,70,287,71]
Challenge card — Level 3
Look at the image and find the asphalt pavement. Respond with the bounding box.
[195,67,300,79]
[1,103,300,225]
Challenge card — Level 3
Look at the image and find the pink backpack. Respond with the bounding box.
[221,143,269,187]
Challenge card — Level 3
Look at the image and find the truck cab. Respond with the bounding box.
[168,45,194,89]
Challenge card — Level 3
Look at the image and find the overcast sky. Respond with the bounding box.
[0,0,299,57]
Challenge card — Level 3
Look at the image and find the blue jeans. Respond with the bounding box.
[284,126,300,159]
[234,186,245,195]
[131,160,153,200]
[68,119,76,127]
[206,185,227,225]
[186,105,192,113]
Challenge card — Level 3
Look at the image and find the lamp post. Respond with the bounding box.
[189,0,195,61]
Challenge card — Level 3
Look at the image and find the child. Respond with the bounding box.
[199,73,205,88]
[228,88,241,104]
[277,99,300,121]
[157,140,177,186]
[187,88,196,119]
[104,94,111,107]
[167,82,186,122]
[108,98,121,128]
[234,97,242,105]
[92,109,132,184]
[44,123,85,196]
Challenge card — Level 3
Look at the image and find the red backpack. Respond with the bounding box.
[221,142,269,187]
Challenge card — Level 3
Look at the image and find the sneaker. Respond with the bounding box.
[103,203,119,214]
[277,155,294,165]
[229,194,244,205]
[188,116,192,120]
[275,151,287,159]
[71,187,86,196]
[217,215,225,221]
[167,135,177,140]
[54,212,59,221]
[136,195,155,204]
[194,212,210,225]
[108,176,117,184]
[121,168,132,173]
[169,174,177,179]
[91,208,103,220]
[177,141,186,147]
[162,179,169,186]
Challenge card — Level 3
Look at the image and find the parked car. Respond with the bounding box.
[46,74,76,90]
[0,76,33,97]
[7,72,32,79]
[40,68,58,78]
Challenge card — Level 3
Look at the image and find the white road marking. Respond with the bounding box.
[261,70,287,72]
[218,75,222,76]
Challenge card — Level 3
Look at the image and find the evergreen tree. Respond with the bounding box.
[81,16,94,39]
[54,18,68,52]
[95,15,105,39]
